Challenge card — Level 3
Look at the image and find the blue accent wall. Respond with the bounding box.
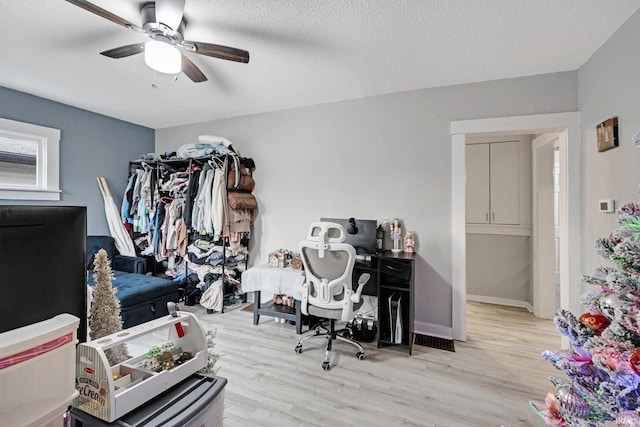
[0,86,154,234]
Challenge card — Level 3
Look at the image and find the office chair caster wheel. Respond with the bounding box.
[295,344,302,354]
[322,361,330,370]
[357,351,365,361]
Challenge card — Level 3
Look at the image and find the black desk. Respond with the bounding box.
[355,251,415,355]
[243,252,416,354]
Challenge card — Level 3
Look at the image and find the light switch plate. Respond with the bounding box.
[599,199,615,213]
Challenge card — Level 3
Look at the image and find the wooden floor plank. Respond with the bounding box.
[181,301,560,426]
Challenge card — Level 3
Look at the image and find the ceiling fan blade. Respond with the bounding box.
[64,0,144,33]
[183,41,250,63]
[181,54,207,83]
[155,0,186,33]
[100,43,145,59]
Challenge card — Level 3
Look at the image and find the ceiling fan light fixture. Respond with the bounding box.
[67,0,249,83]
[144,40,181,74]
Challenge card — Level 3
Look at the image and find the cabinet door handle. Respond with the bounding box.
[386,265,402,271]
[485,213,489,222]
[492,212,495,222]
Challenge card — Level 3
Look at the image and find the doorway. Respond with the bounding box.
[532,132,560,319]
[450,112,581,341]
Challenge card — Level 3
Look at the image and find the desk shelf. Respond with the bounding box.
[376,251,415,355]
[252,290,302,334]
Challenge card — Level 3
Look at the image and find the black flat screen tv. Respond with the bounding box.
[0,205,87,342]
[320,217,377,255]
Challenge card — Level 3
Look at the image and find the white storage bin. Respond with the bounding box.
[0,313,80,427]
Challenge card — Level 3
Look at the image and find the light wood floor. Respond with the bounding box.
[182,301,560,426]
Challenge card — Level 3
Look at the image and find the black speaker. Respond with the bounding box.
[347,315,377,342]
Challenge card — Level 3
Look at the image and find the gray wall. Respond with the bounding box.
[0,86,154,234]
[156,72,578,334]
[578,8,640,278]
[466,234,531,303]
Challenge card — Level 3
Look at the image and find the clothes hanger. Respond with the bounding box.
[209,156,224,169]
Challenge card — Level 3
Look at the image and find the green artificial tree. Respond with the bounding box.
[531,202,640,426]
[90,248,128,365]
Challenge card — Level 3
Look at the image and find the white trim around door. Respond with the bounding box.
[450,112,581,341]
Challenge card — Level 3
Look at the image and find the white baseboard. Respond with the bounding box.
[466,294,533,312]
[413,321,454,340]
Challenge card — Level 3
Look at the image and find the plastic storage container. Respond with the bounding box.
[0,313,80,427]
[68,373,226,426]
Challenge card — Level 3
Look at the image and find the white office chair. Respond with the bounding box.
[294,222,371,370]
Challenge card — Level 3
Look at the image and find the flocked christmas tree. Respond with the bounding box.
[199,329,220,375]
[531,202,640,426]
[90,248,128,365]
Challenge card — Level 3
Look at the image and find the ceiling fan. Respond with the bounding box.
[65,0,250,83]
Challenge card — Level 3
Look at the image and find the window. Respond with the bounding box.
[0,118,60,200]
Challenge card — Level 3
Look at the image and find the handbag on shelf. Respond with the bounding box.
[227,168,255,192]
[228,191,258,210]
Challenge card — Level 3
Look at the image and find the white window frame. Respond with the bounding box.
[0,118,60,201]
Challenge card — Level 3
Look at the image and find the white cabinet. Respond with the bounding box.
[466,140,520,225]
[466,144,491,224]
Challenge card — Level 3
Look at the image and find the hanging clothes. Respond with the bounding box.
[212,163,227,240]
[142,166,159,220]
[121,173,136,229]
[183,165,202,231]
[196,169,215,235]
[165,199,185,255]
[149,202,166,257]
[228,209,252,234]
[122,155,256,284]
[191,161,211,231]
[131,167,155,234]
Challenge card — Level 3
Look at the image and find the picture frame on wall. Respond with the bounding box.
[597,116,618,152]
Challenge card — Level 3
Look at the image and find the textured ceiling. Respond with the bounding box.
[1,0,639,129]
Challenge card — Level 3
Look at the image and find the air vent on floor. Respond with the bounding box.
[414,334,455,352]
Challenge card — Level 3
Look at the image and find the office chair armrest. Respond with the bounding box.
[350,273,371,303]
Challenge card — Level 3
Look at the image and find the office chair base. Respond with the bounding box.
[294,324,365,370]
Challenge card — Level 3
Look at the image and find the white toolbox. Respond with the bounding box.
[73,311,207,422]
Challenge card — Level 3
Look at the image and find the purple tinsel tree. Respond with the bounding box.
[531,202,640,426]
